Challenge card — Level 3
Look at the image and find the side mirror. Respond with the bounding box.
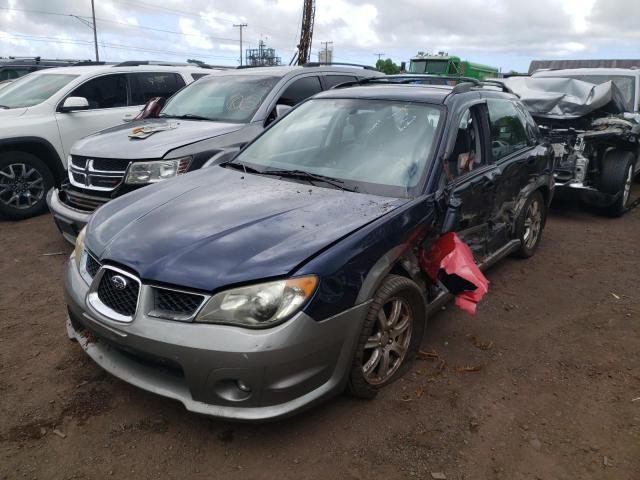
[60,96,89,112]
[275,104,293,119]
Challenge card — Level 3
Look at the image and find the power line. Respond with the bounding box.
[0,6,239,43]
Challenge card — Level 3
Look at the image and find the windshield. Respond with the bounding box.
[230,98,443,197]
[409,60,427,74]
[160,75,279,123]
[0,73,78,109]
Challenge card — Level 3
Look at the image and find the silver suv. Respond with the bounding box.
[47,64,382,243]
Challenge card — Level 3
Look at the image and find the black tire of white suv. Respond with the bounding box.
[600,150,635,218]
[0,151,55,220]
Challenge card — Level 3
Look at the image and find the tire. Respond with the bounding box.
[600,150,634,218]
[348,275,426,399]
[514,190,545,259]
[0,151,54,220]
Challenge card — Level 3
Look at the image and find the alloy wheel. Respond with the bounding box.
[622,165,633,207]
[523,197,542,250]
[0,163,45,210]
[362,297,413,385]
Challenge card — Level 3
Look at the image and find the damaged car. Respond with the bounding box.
[504,68,640,216]
[64,77,554,420]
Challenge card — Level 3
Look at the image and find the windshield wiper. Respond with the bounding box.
[222,161,261,174]
[260,169,357,192]
[159,113,210,121]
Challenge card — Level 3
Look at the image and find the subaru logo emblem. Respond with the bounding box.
[111,275,128,290]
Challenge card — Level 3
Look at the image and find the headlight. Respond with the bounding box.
[73,226,86,271]
[125,156,191,185]
[195,276,318,328]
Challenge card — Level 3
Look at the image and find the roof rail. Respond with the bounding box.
[114,60,195,67]
[303,62,378,71]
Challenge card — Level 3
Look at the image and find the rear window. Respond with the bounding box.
[130,72,186,105]
[487,99,529,161]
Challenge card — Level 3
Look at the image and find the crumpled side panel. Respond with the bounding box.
[420,232,489,315]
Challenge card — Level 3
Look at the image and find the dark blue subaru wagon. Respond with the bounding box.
[64,77,554,420]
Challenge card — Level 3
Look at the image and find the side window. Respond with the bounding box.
[130,72,185,105]
[323,75,357,89]
[277,76,322,106]
[0,68,31,80]
[514,101,539,142]
[444,107,484,182]
[487,99,529,161]
[69,74,128,109]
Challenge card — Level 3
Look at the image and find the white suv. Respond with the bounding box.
[0,63,215,219]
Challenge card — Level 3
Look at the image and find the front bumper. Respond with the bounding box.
[47,188,91,245]
[64,258,368,421]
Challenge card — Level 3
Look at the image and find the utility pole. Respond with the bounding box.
[374,53,385,61]
[320,41,333,64]
[233,23,247,66]
[90,0,99,62]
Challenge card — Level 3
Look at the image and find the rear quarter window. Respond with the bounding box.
[487,98,529,161]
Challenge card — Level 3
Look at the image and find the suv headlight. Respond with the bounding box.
[73,226,86,271]
[195,276,318,328]
[125,156,192,185]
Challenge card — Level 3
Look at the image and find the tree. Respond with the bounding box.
[375,58,401,75]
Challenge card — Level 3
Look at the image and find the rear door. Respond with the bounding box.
[440,103,499,262]
[54,73,140,159]
[485,98,544,251]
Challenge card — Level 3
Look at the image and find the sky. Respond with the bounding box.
[0,0,638,73]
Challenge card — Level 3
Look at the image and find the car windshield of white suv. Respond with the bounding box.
[228,98,443,197]
[0,73,79,109]
[159,75,279,123]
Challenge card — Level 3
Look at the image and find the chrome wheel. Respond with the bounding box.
[362,297,413,385]
[622,165,633,207]
[0,163,45,210]
[523,197,542,250]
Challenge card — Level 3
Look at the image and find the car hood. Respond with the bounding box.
[87,167,407,292]
[71,118,244,160]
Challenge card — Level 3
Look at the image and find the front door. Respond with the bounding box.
[55,74,140,162]
[440,104,498,263]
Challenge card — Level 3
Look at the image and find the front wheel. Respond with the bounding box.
[348,275,426,399]
[0,151,55,220]
[514,190,545,258]
[600,150,635,218]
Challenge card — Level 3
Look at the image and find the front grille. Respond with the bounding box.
[62,187,109,212]
[85,254,101,278]
[97,269,140,317]
[153,288,205,317]
[69,156,130,192]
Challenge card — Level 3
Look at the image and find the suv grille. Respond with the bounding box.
[62,187,109,212]
[153,288,205,318]
[85,254,101,278]
[97,269,140,317]
[69,156,131,192]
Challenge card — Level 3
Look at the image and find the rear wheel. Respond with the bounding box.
[348,275,426,399]
[514,190,545,258]
[600,150,634,218]
[0,151,54,220]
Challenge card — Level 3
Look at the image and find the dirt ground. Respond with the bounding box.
[1,196,639,480]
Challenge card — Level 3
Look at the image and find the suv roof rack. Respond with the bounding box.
[114,60,216,68]
[303,62,379,71]
[332,74,516,95]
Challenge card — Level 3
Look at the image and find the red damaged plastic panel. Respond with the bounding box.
[420,232,489,315]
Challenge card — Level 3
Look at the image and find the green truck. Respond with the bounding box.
[408,53,499,80]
